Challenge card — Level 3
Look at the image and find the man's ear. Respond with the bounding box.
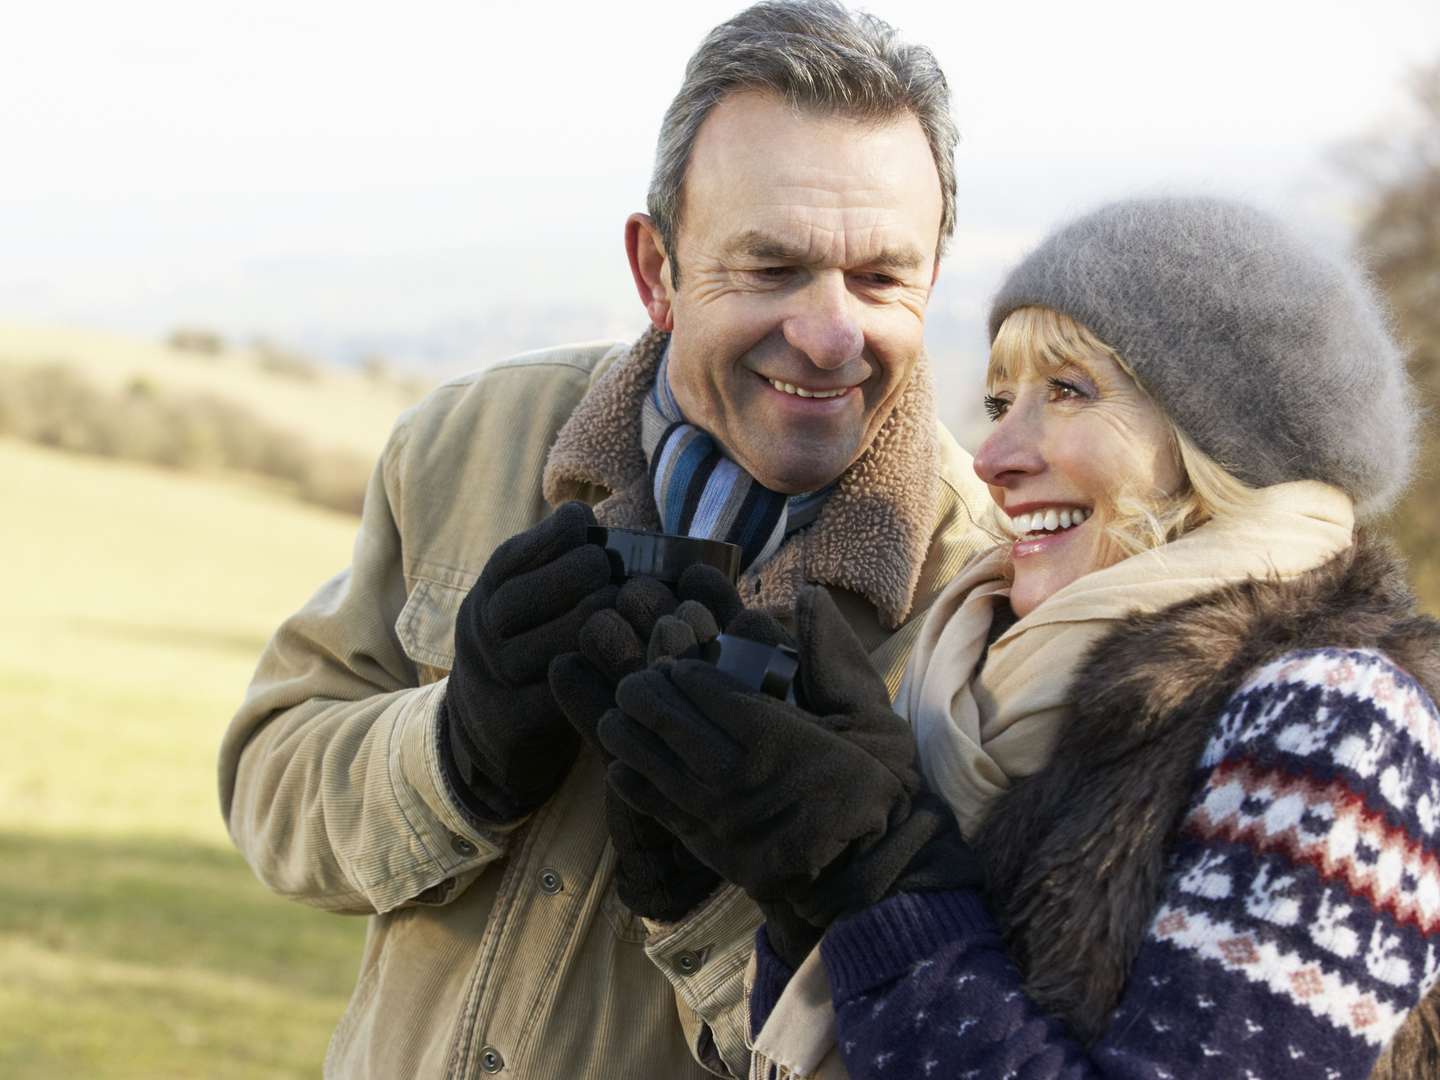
[626,213,675,332]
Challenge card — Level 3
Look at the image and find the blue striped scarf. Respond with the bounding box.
[641,353,830,572]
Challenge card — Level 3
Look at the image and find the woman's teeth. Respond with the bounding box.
[1010,507,1092,536]
[768,378,847,399]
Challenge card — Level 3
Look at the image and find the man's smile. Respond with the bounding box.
[763,376,852,400]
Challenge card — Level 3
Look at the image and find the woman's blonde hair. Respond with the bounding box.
[988,306,1259,561]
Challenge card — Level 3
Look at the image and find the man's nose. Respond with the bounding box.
[780,273,863,370]
[972,407,1045,487]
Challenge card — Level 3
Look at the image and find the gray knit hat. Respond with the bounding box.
[988,196,1414,518]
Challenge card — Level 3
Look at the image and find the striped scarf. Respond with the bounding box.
[641,352,830,572]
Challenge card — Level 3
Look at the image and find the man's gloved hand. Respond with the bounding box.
[600,585,983,951]
[549,567,742,755]
[547,566,741,921]
[440,501,616,824]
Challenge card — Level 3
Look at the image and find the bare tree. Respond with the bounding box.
[1345,60,1440,612]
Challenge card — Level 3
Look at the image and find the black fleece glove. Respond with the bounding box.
[667,596,972,967]
[627,582,826,966]
[547,567,741,921]
[549,568,743,754]
[440,501,616,824]
[601,585,983,939]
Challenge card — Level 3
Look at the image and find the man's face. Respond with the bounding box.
[644,92,943,494]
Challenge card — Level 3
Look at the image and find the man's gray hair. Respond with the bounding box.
[649,0,959,284]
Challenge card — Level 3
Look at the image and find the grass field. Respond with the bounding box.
[1,438,369,1077]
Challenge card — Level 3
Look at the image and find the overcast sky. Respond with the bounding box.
[2,0,1437,375]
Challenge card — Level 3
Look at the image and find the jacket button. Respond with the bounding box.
[673,950,703,976]
[451,834,478,857]
[479,1045,504,1073]
[538,867,563,895]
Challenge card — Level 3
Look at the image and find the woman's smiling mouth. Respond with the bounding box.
[1006,506,1093,537]
[1004,504,1093,559]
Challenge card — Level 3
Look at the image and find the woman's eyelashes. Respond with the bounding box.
[982,373,1095,422]
[1046,376,1091,402]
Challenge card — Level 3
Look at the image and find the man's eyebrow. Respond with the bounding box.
[726,231,808,262]
[725,230,927,271]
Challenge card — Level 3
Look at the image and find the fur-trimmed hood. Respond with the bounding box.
[541,327,943,629]
[975,532,1440,1077]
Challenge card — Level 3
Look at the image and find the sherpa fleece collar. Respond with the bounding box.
[542,326,941,628]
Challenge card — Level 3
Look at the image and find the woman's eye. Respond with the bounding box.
[1047,376,1087,400]
[983,394,1009,421]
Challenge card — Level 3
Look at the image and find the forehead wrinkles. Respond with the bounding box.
[765,168,912,228]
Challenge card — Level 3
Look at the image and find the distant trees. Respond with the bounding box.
[252,338,321,381]
[0,363,371,515]
[1347,59,1440,611]
[167,327,226,356]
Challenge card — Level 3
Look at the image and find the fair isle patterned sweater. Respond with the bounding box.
[753,647,1440,1078]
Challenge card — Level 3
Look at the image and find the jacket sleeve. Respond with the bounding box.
[642,886,766,1078]
[218,410,512,915]
[807,647,1440,1080]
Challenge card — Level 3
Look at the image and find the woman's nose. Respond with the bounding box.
[973,409,1045,487]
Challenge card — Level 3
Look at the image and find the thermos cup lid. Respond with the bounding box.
[588,527,741,586]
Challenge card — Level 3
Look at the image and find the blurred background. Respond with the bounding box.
[2,1,1438,1075]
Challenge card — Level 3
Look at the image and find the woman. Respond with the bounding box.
[595,196,1440,1079]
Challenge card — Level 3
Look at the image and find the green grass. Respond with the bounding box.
[0,833,364,1078]
[1,438,370,1077]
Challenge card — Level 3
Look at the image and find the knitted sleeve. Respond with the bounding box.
[809,647,1440,1079]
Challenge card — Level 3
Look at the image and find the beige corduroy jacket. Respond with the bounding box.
[218,329,992,1079]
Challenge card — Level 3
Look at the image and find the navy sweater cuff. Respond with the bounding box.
[821,889,998,1003]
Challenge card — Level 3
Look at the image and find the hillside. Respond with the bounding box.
[0,321,421,462]
[0,321,439,515]
[1,438,365,1077]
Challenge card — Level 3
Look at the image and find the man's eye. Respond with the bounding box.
[756,267,792,279]
[859,273,899,288]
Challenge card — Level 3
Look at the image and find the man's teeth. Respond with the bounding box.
[768,378,847,399]
[1009,507,1092,535]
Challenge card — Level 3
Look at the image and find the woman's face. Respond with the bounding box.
[973,338,1183,618]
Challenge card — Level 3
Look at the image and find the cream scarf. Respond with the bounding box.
[748,479,1355,1080]
[902,479,1354,837]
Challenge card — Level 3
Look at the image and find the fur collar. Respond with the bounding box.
[541,327,941,628]
[974,532,1440,1075]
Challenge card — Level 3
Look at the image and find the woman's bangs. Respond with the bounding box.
[987,307,1086,386]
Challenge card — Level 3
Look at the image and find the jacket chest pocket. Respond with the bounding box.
[396,576,470,685]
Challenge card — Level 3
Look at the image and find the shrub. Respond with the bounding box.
[0,363,368,515]
[252,339,320,382]
[167,328,225,356]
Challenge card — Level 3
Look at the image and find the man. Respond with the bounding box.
[219,2,991,1077]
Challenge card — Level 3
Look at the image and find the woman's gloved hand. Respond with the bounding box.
[600,585,983,939]
[440,501,616,824]
[612,577,830,965]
